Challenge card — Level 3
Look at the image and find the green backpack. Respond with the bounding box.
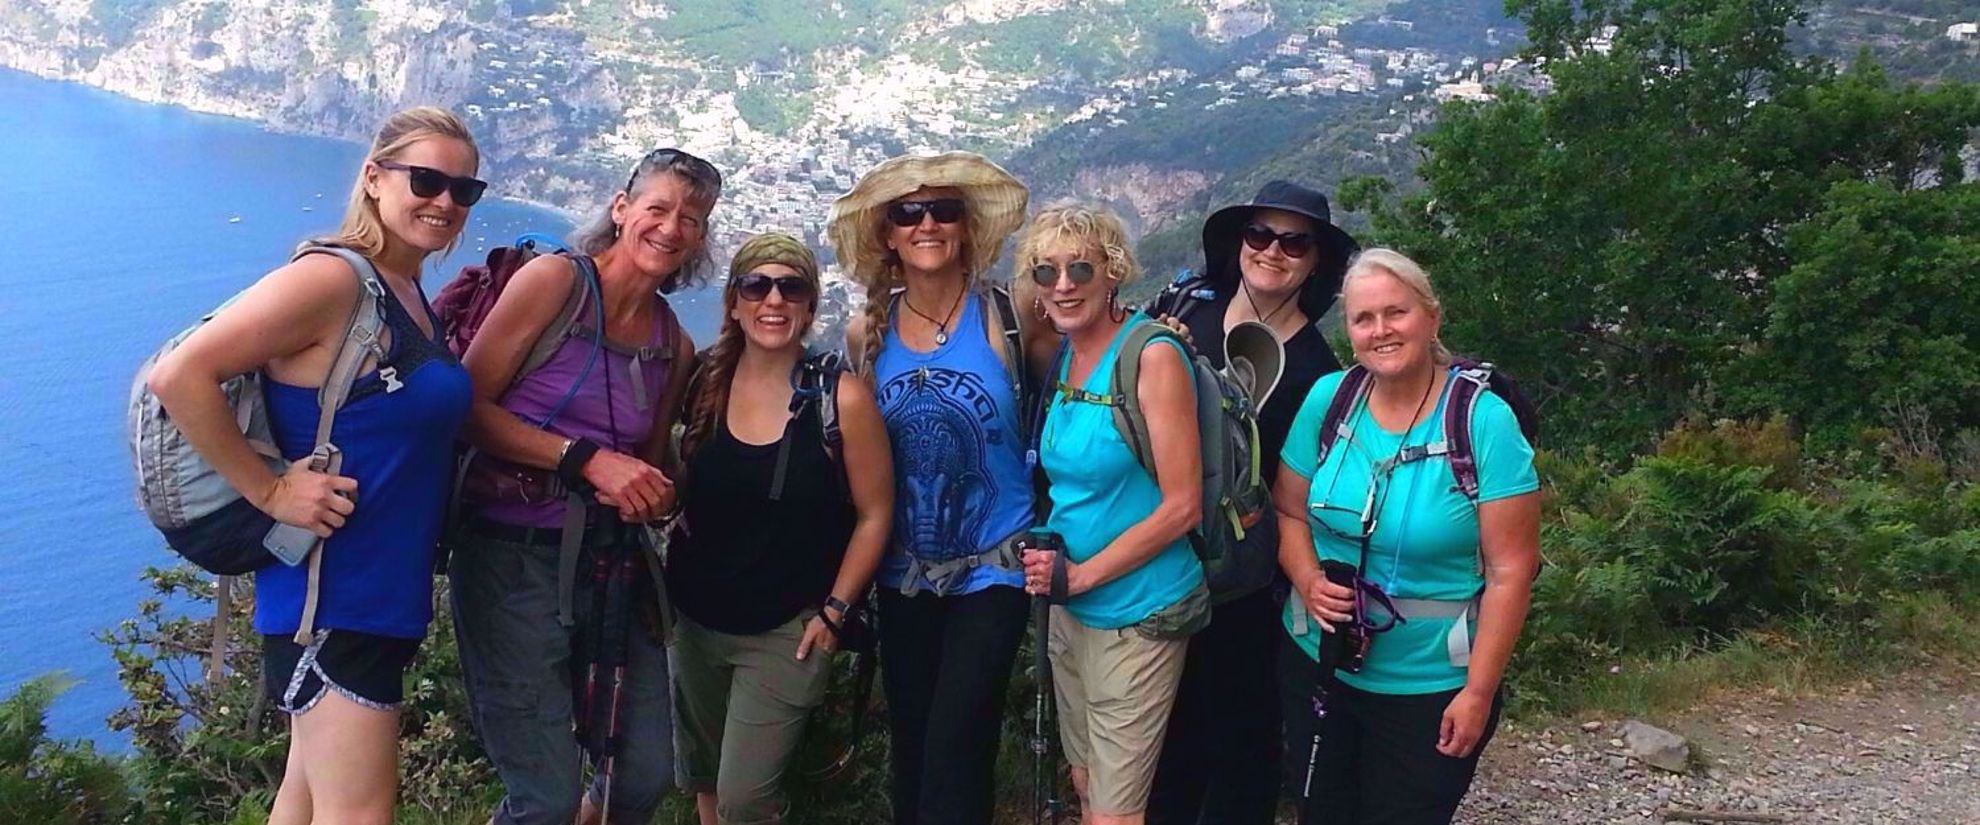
[1037,319,1284,601]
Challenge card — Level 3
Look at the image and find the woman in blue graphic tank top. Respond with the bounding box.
[828,152,1042,825]
[147,108,480,825]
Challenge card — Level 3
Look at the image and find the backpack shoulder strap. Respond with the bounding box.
[1316,365,1373,469]
[769,349,848,501]
[290,244,387,448]
[1109,322,1184,478]
[1443,363,1496,501]
[983,286,1032,429]
[517,253,599,381]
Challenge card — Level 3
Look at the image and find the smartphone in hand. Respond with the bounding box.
[262,444,347,566]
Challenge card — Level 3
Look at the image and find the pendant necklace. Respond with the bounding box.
[904,285,967,346]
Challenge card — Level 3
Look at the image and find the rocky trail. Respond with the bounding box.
[1458,668,1980,824]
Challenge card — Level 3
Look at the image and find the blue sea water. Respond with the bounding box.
[0,69,725,746]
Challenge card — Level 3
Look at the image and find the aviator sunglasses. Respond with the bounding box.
[885,197,966,227]
[1029,259,1099,288]
[375,160,488,206]
[1240,223,1315,259]
[734,272,816,303]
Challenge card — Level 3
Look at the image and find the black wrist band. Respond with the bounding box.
[816,610,843,636]
[557,438,600,491]
[824,596,855,618]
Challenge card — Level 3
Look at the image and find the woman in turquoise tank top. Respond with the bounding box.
[1017,204,1209,825]
[827,152,1040,825]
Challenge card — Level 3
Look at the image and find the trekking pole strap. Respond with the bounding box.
[557,491,586,628]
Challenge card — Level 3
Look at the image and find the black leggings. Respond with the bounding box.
[1279,633,1502,825]
[1147,587,1284,825]
[877,584,1029,825]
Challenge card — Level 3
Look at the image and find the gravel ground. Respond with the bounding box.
[1455,669,1980,824]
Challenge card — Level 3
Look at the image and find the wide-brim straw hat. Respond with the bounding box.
[1202,180,1359,320]
[827,152,1029,291]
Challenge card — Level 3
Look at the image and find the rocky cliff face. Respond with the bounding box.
[0,0,622,210]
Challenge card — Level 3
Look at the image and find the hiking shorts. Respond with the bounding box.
[262,629,421,715]
[1047,605,1189,816]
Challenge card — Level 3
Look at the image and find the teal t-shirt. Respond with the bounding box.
[1278,368,1539,694]
[1041,315,1205,630]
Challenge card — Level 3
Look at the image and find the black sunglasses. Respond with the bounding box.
[1241,223,1314,259]
[885,198,966,227]
[375,160,487,206]
[631,147,722,192]
[1030,260,1099,288]
[734,272,816,303]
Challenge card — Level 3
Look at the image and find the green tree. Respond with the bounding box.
[1351,0,1980,452]
[1757,181,1980,446]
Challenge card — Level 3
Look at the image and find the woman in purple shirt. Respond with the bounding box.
[451,148,719,825]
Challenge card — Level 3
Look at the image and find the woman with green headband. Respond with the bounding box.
[666,233,893,825]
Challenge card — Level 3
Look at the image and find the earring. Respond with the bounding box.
[1107,287,1127,323]
[612,223,622,240]
[1034,297,1049,320]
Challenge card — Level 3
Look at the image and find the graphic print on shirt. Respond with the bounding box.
[878,366,1004,563]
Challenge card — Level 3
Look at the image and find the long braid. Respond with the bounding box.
[683,314,745,460]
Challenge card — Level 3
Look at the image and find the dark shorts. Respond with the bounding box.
[263,629,421,715]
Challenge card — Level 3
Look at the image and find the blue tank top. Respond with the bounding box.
[872,291,1033,595]
[256,278,473,639]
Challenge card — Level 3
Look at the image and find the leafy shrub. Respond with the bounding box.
[0,676,131,825]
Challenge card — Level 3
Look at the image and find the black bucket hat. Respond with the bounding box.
[1202,180,1360,321]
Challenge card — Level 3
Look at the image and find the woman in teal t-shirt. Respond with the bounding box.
[1274,248,1541,825]
[1017,203,1208,825]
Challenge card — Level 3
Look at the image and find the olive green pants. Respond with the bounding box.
[670,613,831,825]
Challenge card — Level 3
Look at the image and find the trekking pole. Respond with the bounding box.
[1032,591,1053,825]
[1019,530,1065,825]
[1298,560,1361,825]
[594,545,637,824]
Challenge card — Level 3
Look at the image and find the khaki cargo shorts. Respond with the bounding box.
[1046,602,1192,815]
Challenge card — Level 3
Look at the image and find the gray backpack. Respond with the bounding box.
[128,244,388,644]
[1036,319,1285,602]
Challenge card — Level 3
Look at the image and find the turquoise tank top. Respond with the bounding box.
[1039,314,1204,629]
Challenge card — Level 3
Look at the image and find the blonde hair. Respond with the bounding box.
[1341,247,1451,363]
[1015,202,1140,287]
[314,107,480,260]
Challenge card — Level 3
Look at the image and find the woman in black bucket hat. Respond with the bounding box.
[1146,179,1358,825]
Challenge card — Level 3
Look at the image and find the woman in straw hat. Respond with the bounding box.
[1146,180,1359,825]
[666,233,893,825]
[828,152,1037,825]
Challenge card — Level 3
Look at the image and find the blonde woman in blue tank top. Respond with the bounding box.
[1017,203,1209,825]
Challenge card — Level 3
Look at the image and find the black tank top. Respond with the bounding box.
[666,400,854,634]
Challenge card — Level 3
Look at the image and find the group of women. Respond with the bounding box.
[147,105,1541,825]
